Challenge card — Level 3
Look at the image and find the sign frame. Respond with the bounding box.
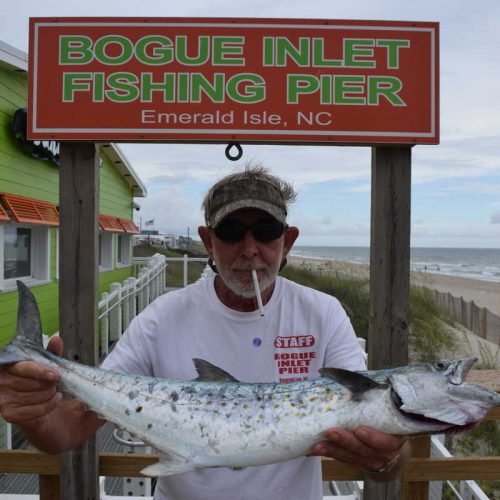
[29,17,439,145]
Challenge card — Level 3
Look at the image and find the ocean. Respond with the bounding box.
[290,247,500,283]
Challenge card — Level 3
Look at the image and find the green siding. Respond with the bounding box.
[100,153,134,219]
[0,65,138,346]
[0,68,59,203]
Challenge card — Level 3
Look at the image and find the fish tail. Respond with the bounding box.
[0,281,44,365]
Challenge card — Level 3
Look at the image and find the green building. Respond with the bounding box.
[0,41,147,344]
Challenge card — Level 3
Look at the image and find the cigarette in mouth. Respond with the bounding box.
[251,269,265,317]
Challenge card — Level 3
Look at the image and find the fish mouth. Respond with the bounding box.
[390,389,476,433]
[448,357,477,385]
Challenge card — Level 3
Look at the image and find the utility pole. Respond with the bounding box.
[187,226,190,252]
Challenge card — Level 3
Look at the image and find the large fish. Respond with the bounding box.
[1,282,499,476]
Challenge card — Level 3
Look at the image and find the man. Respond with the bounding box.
[0,166,407,499]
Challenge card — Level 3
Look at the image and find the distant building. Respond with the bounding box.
[0,41,147,344]
[134,232,179,249]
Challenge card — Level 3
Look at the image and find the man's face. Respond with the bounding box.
[200,209,297,298]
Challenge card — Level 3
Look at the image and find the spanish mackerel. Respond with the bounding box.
[1,282,499,477]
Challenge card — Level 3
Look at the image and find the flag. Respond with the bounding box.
[145,219,154,227]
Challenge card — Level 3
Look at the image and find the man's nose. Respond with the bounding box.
[239,229,259,258]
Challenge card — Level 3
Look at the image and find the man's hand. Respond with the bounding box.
[0,336,103,454]
[0,336,63,426]
[309,426,409,481]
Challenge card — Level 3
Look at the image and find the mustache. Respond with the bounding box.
[230,262,268,272]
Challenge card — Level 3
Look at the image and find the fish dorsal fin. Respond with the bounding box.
[320,367,387,395]
[193,359,240,382]
[16,281,43,345]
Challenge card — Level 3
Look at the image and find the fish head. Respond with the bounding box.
[389,357,500,433]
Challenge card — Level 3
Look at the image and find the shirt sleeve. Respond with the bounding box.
[323,300,367,372]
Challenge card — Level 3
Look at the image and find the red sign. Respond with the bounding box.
[28,18,439,144]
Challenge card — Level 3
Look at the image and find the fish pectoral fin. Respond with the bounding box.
[320,367,387,396]
[193,358,240,382]
[140,453,196,477]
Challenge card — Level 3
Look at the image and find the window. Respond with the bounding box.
[99,233,113,270]
[117,233,131,266]
[0,224,50,290]
[4,226,31,278]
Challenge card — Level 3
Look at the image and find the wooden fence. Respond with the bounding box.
[433,289,500,345]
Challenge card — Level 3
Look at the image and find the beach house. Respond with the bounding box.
[0,40,147,345]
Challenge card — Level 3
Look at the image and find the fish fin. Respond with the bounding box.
[15,281,43,346]
[140,454,196,477]
[0,345,30,365]
[320,367,387,396]
[193,358,240,382]
[0,282,44,366]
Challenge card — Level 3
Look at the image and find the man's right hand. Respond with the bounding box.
[0,336,63,426]
[0,336,103,454]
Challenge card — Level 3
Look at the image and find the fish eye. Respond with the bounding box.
[434,361,448,371]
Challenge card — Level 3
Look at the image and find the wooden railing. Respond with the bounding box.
[0,372,497,500]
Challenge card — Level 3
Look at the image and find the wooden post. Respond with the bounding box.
[58,143,100,500]
[403,436,431,500]
[365,146,412,500]
[39,474,60,500]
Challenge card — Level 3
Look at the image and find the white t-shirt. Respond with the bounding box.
[102,276,366,500]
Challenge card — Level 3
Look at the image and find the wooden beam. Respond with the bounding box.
[403,436,431,500]
[365,146,412,500]
[58,143,100,500]
[368,146,412,369]
[39,475,60,500]
[2,451,500,481]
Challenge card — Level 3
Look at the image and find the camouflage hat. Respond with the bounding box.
[205,177,288,228]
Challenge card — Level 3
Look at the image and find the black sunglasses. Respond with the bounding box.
[213,219,285,243]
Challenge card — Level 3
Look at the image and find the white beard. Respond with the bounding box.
[216,256,281,298]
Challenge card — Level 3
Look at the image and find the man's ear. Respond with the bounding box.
[198,226,213,255]
[283,226,299,257]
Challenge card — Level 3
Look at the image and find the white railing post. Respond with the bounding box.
[183,253,188,287]
[122,278,131,332]
[137,269,148,313]
[161,260,167,291]
[109,283,122,342]
[130,276,138,318]
[100,292,109,355]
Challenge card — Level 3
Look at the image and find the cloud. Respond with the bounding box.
[491,212,500,224]
[135,186,203,235]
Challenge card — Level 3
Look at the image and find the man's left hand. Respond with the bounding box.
[308,426,409,481]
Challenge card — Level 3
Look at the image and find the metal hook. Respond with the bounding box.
[225,142,243,161]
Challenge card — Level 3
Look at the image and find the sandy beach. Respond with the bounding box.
[288,255,500,315]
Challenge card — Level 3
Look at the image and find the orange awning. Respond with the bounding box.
[118,218,140,234]
[0,193,59,226]
[0,203,9,221]
[99,214,126,232]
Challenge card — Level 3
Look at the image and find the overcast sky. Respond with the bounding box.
[2,0,500,248]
